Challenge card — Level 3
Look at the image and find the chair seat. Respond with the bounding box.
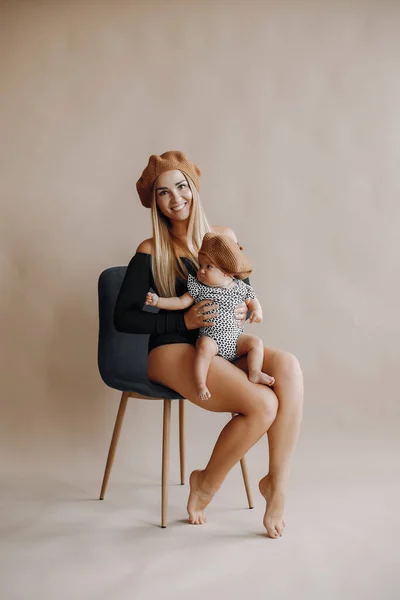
[97,266,184,399]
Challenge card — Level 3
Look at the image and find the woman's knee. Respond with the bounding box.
[271,351,304,406]
[245,386,278,429]
[275,351,303,381]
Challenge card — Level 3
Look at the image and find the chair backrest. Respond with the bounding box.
[97,266,183,399]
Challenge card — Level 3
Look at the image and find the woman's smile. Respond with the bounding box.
[171,202,187,212]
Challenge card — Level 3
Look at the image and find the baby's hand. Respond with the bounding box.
[145,292,159,307]
[249,310,263,324]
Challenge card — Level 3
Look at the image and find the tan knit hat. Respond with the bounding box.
[136,150,202,208]
[199,233,253,280]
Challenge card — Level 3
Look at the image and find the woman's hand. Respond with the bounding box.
[234,301,248,326]
[145,292,159,307]
[184,299,218,330]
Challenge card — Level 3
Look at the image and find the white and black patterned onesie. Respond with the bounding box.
[187,273,257,362]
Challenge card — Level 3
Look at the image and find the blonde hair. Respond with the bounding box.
[150,172,211,297]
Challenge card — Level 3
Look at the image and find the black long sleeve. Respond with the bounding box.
[113,252,188,335]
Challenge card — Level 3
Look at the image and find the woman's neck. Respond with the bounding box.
[170,223,189,254]
[170,222,188,240]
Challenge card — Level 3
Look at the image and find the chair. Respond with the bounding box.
[97,266,254,527]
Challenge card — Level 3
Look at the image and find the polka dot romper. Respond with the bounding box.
[187,273,257,362]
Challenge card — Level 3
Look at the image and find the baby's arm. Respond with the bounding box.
[145,291,195,311]
[246,297,263,324]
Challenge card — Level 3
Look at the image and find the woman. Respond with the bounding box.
[114,150,304,538]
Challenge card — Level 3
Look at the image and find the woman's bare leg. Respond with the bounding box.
[234,348,304,538]
[193,336,218,401]
[148,344,278,525]
[236,334,275,386]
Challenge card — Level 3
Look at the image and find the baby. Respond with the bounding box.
[145,232,275,401]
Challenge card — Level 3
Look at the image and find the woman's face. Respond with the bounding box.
[197,253,228,287]
[154,170,193,221]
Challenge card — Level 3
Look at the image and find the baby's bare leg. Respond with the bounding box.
[236,334,275,386]
[194,336,219,401]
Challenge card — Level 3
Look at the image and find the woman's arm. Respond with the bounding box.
[113,245,189,334]
[211,225,238,243]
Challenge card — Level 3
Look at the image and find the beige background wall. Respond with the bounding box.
[1,0,399,485]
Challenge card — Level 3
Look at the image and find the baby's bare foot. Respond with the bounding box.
[197,384,211,401]
[249,371,275,387]
[187,470,215,525]
[259,474,286,538]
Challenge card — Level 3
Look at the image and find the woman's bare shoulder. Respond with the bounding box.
[136,238,154,254]
[210,225,238,242]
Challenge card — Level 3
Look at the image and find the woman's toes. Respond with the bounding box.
[265,518,284,537]
[192,513,206,525]
[272,527,281,538]
[268,527,279,538]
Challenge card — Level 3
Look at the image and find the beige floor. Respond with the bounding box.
[1,431,399,600]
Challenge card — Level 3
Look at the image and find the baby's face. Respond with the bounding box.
[197,253,228,287]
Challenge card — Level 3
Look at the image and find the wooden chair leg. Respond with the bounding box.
[232,413,254,509]
[99,392,129,500]
[239,455,254,509]
[179,399,185,485]
[161,399,172,528]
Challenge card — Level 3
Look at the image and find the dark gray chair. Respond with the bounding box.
[97,266,253,527]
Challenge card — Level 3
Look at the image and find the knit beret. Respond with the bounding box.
[199,233,253,280]
[136,150,202,208]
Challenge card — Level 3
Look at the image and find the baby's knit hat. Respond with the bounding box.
[199,233,253,280]
[136,150,201,208]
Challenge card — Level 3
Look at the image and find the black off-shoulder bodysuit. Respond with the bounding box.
[113,252,199,354]
[114,251,250,355]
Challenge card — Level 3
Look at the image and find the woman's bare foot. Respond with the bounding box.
[196,384,211,401]
[187,470,215,524]
[258,474,286,538]
[249,371,275,387]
